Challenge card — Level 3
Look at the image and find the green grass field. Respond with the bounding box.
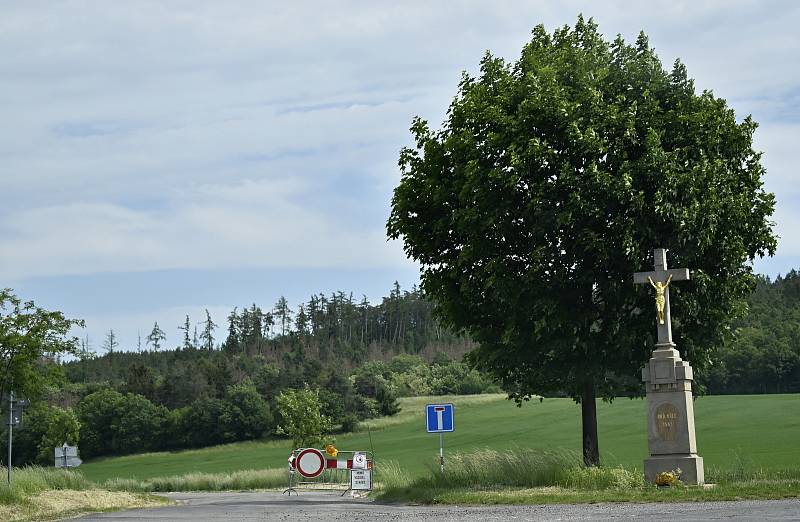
[78,394,800,483]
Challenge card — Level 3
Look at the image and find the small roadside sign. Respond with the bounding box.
[55,457,82,468]
[350,469,372,490]
[426,403,454,433]
[352,452,367,469]
[54,445,78,458]
[54,444,82,468]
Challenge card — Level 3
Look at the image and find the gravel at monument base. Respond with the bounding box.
[74,491,800,521]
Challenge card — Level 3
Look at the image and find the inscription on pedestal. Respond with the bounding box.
[655,403,679,442]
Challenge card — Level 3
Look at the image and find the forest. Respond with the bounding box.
[2,274,799,466]
[703,271,800,395]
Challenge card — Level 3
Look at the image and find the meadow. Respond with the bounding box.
[78,393,800,483]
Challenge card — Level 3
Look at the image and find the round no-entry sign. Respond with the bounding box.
[295,448,326,478]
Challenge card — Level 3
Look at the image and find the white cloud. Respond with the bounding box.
[0,176,413,280]
[1,0,799,281]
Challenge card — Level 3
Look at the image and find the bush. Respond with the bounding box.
[77,389,168,457]
[180,398,229,447]
[340,414,359,433]
[3,404,80,466]
[376,385,400,416]
[223,381,274,440]
[35,407,81,465]
[388,354,427,374]
[76,389,125,458]
[276,386,333,449]
[110,393,169,453]
[389,365,433,396]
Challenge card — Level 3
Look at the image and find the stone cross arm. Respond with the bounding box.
[633,268,690,285]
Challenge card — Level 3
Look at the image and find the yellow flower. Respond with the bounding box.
[654,469,681,487]
[325,444,338,457]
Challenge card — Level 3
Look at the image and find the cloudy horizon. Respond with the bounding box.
[2,1,798,351]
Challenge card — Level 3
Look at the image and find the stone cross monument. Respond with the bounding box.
[634,248,704,485]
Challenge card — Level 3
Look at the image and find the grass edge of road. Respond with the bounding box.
[373,449,800,504]
[374,480,800,505]
[0,488,169,522]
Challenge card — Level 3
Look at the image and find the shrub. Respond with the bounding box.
[340,414,359,433]
[77,389,168,457]
[224,381,274,440]
[180,398,229,447]
[4,404,80,466]
[276,386,333,449]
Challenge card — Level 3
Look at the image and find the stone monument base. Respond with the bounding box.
[645,454,704,485]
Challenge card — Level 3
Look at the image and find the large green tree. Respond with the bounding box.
[387,17,776,466]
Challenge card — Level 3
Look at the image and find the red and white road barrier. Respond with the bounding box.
[293,448,373,478]
[325,458,373,470]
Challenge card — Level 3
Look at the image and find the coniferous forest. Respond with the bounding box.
[3,275,799,466]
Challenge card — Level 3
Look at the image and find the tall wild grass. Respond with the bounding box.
[103,467,287,492]
[0,466,92,504]
[706,451,800,484]
[378,448,645,492]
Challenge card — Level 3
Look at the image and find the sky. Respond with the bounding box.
[1,1,799,352]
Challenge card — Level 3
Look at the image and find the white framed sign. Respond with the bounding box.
[350,469,372,490]
[352,451,367,469]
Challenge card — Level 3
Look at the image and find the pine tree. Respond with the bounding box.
[273,296,292,337]
[262,311,274,340]
[102,329,118,355]
[200,309,217,351]
[223,308,239,352]
[178,315,192,349]
[295,304,308,335]
[146,321,166,352]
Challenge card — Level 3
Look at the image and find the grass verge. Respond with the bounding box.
[374,448,800,504]
[0,467,166,522]
[103,467,287,492]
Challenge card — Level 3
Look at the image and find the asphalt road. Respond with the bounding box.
[75,491,800,521]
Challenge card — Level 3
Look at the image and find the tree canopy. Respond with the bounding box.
[0,288,83,399]
[276,386,333,449]
[387,17,776,465]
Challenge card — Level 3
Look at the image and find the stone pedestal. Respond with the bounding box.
[642,342,704,485]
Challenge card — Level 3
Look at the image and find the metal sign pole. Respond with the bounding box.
[7,390,14,485]
[439,433,444,476]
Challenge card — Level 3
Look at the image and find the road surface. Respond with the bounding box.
[75,491,800,521]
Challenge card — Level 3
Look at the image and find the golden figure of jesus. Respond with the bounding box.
[648,275,673,325]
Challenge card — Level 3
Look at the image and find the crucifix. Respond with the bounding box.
[633,248,690,347]
[634,248,703,486]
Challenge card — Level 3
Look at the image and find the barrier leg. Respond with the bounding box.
[283,469,297,495]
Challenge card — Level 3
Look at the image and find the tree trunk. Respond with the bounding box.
[581,381,600,467]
